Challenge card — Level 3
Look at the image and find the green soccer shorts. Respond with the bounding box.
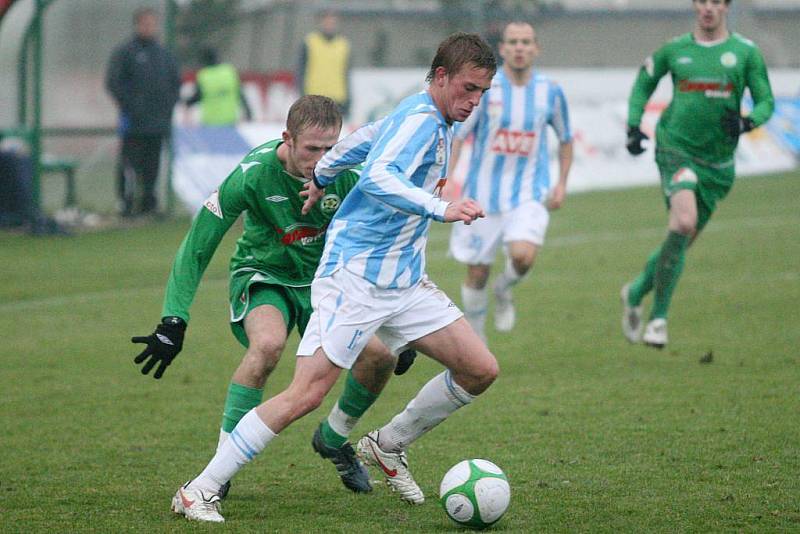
[655,148,736,232]
[228,271,312,348]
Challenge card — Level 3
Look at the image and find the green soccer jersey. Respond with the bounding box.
[161,139,359,323]
[628,32,774,165]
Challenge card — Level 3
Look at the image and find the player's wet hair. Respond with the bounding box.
[286,95,342,138]
[426,32,497,83]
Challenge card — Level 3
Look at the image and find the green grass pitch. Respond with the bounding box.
[1,171,798,532]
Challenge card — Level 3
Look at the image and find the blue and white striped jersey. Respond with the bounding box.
[456,69,572,214]
[315,91,452,289]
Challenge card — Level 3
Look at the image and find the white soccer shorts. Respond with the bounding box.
[449,200,550,265]
[297,268,463,369]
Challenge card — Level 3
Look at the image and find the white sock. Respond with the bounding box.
[377,371,475,453]
[461,284,488,338]
[494,256,523,295]
[327,403,359,438]
[216,429,229,453]
[190,409,276,493]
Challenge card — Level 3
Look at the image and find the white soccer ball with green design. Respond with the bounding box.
[439,459,510,529]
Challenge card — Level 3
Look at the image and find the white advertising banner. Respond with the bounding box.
[349,67,800,195]
[172,68,799,212]
[172,123,283,213]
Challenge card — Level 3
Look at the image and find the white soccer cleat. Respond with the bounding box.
[643,318,668,349]
[357,431,425,505]
[171,482,225,523]
[493,283,515,332]
[621,283,644,343]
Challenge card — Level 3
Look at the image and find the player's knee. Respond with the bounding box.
[466,266,490,289]
[477,354,499,388]
[359,343,396,374]
[459,352,499,395]
[672,214,696,235]
[510,256,533,276]
[246,336,285,374]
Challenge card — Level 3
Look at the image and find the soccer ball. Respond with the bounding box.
[439,459,510,529]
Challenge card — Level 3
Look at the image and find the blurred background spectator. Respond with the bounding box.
[297,9,351,117]
[105,7,180,217]
[0,134,65,234]
[184,47,252,126]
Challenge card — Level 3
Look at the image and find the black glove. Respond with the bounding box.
[626,126,649,156]
[132,316,186,379]
[394,348,418,376]
[721,109,755,139]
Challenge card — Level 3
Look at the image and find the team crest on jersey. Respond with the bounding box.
[203,190,223,219]
[435,138,446,165]
[720,52,737,68]
[320,193,342,214]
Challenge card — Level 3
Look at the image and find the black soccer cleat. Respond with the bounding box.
[218,480,231,500]
[394,349,418,376]
[312,425,372,493]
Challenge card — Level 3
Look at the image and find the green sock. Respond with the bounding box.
[628,247,660,306]
[221,382,264,433]
[650,231,689,320]
[320,371,378,448]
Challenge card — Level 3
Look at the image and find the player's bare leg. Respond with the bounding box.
[313,337,396,492]
[493,240,537,332]
[176,349,343,522]
[358,318,498,504]
[462,264,491,342]
[644,187,696,348]
[213,305,287,497]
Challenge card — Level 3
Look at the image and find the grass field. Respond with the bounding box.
[2,170,799,533]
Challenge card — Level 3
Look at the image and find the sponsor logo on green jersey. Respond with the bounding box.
[275,223,327,246]
[678,78,733,98]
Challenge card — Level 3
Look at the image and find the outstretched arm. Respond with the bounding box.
[132,164,248,379]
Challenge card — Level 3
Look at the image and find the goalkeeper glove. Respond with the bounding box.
[132,316,186,379]
[626,126,649,156]
[721,109,755,138]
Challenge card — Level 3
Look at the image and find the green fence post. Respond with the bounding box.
[164,0,178,215]
[29,0,45,213]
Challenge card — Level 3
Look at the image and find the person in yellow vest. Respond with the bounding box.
[297,10,351,116]
[186,48,252,126]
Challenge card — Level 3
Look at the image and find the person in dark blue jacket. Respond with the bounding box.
[106,7,180,217]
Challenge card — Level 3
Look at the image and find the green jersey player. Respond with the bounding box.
[131,96,397,499]
[621,0,774,348]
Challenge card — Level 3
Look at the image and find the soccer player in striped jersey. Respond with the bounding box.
[449,21,574,341]
[621,0,774,348]
[170,34,497,521]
